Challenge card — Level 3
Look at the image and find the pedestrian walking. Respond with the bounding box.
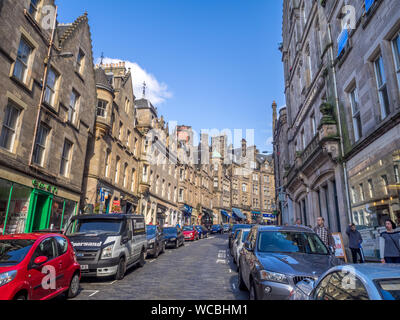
[346,224,364,264]
[314,217,335,249]
[380,219,400,264]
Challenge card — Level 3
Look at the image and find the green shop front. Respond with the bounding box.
[0,170,79,235]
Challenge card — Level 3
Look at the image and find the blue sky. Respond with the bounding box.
[57,0,285,151]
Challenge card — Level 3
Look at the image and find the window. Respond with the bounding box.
[349,88,362,141]
[115,157,120,183]
[374,55,390,119]
[359,184,365,202]
[125,98,130,114]
[351,186,357,204]
[242,184,247,192]
[301,129,306,149]
[44,68,58,107]
[382,175,389,195]
[179,188,184,202]
[392,33,400,93]
[31,238,56,261]
[76,49,85,74]
[0,104,20,151]
[142,164,149,183]
[368,179,374,198]
[119,122,123,141]
[123,163,128,188]
[97,100,107,117]
[68,90,80,124]
[60,139,72,177]
[29,0,40,17]
[395,165,400,184]
[337,27,349,57]
[55,236,68,256]
[13,38,32,83]
[133,137,138,156]
[33,124,49,166]
[127,130,131,148]
[311,114,317,137]
[105,150,111,178]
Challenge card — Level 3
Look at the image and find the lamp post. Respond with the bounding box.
[29,5,74,167]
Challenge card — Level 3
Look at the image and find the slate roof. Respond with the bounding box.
[94,68,113,93]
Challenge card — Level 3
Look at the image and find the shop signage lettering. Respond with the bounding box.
[32,180,58,194]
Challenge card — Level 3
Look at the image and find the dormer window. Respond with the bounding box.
[76,49,85,74]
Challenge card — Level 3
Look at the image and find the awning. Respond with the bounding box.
[202,208,213,216]
[181,204,193,217]
[221,210,231,218]
[232,208,247,220]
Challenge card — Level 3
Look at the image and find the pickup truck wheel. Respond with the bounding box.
[67,272,80,298]
[249,281,258,300]
[138,250,146,267]
[115,257,126,280]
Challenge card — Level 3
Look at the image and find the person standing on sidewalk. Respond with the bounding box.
[346,224,364,263]
[380,219,400,264]
[314,217,335,250]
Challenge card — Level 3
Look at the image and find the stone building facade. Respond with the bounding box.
[276,0,400,259]
[81,62,142,216]
[0,0,96,234]
[327,0,400,260]
[276,0,350,234]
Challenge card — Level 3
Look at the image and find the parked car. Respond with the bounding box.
[146,225,166,258]
[163,227,185,248]
[183,226,199,241]
[65,214,147,281]
[195,225,209,239]
[0,233,81,300]
[232,228,251,265]
[229,224,250,249]
[210,225,223,234]
[238,226,342,300]
[229,229,242,257]
[223,224,230,233]
[290,264,400,300]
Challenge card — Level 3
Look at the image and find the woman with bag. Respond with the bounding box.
[380,219,400,264]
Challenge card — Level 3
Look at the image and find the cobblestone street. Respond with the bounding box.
[73,235,249,300]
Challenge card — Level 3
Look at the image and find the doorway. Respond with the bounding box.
[31,192,53,232]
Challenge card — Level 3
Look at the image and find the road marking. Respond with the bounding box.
[216,259,228,264]
[89,290,99,297]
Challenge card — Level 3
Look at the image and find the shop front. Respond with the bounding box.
[181,204,193,225]
[251,211,262,224]
[232,208,246,222]
[201,208,213,229]
[0,176,78,235]
[347,144,400,261]
[263,213,277,225]
[220,210,231,223]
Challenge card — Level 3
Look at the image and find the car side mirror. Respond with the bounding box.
[244,241,253,252]
[34,256,48,267]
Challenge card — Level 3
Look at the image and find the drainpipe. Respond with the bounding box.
[29,6,58,167]
[327,24,353,225]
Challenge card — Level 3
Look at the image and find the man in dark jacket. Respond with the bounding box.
[346,224,364,263]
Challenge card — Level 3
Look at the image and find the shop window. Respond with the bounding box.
[0,103,21,152]
[0,180,12,234]
[5,184,31,235]
[62,200,76,231]
[49,197,64,231]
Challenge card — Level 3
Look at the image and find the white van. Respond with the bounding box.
[65,214,147,280]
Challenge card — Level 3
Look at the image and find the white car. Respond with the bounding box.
[232,228,251,266]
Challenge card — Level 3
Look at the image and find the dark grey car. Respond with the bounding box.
[238,225,342,300]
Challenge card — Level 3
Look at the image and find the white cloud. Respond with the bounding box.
[266,136,274,147]
[96,57,173,105]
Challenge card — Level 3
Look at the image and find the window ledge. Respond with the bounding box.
[75,71,85,83]
[10,75,33,93]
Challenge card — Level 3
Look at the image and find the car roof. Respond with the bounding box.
[71,214,143,221]
[0,233,63,241]
[257,225,315,233]
[335,264,400,280]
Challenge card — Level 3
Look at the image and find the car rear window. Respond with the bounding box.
[0,239,35,266]
[375,279,400,300]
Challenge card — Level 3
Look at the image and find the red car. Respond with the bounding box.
[182,226,199,241]
[0,233,81,300]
